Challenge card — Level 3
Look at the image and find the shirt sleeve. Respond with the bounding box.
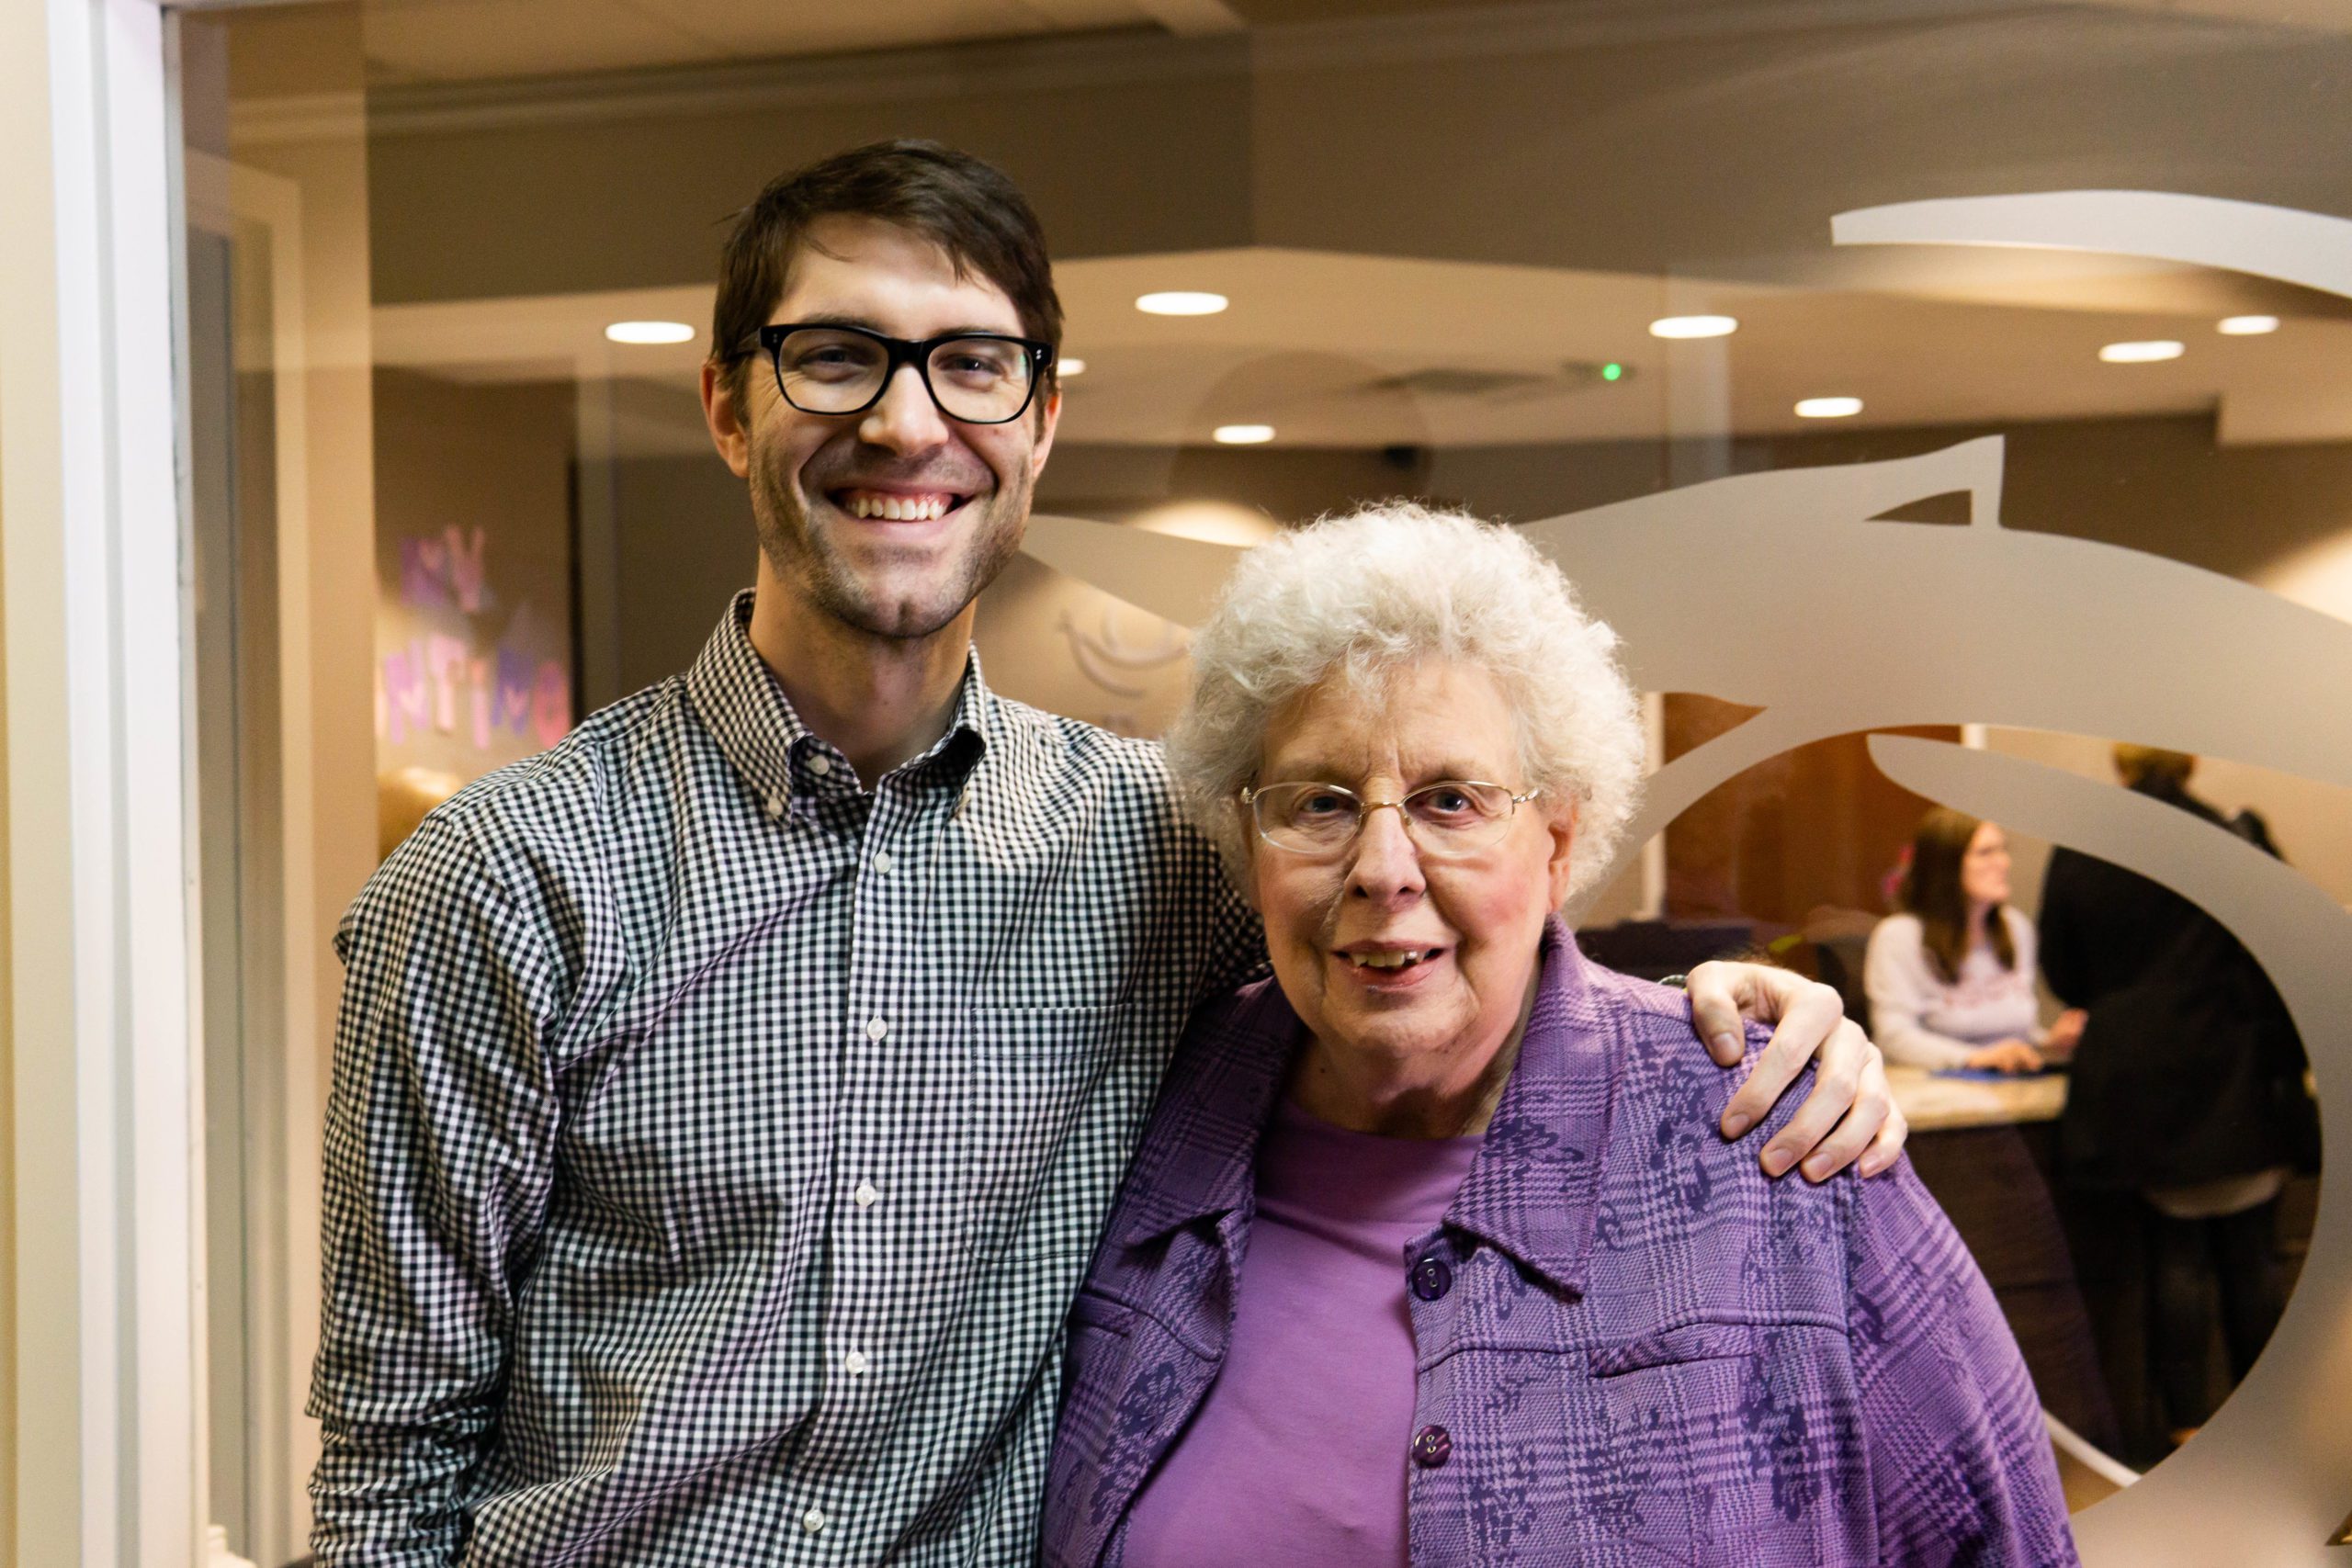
[1861,918,1978,1070]
[1192,845,1270,1002]
[307,817,565,1566]
[1846,1159,2079,1566]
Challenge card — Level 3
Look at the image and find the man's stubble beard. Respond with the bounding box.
[749,430,1032,643]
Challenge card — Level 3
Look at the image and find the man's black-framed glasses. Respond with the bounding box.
[747,322,1054,425]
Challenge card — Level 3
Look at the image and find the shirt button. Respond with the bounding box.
[854,1181,878,1209]
[865,1016,889,1041]
[872,850,896,874]
[763,793,786,818]
[807,753,832,777]
[801,1506,827,1533]
[1410,1256,1453,1302]
[1411,1425,1453,1469]
[843,1349,868,1375]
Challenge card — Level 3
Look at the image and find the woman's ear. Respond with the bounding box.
[1544,799,1579,908]
[1235,807,1264,913]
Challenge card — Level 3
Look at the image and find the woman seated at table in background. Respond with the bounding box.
[1864,807,2087,1075]
[1042,505,2073,1568]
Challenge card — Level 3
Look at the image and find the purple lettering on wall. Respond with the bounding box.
[495,649,537,737]
[401,537,450,610]
[446,526,488,613]
[383,643,430,745]
[426,634,470,733]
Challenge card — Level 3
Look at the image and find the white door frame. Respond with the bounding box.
[1,0,205,1563]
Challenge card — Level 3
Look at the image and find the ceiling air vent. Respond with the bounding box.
[1360,362,1634,398]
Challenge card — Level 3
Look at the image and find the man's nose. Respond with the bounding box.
[1347,803,1427,905]
[856,364,951,453]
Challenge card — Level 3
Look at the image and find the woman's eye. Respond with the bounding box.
[1296,792,1351,818]
[1423,788,1475,815]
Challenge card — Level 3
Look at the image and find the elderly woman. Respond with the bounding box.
[1042,505,2073,1567]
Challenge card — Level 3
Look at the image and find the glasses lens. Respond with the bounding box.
[775,329,888,413]
[1252,783,1361,852]
[928,337,1035,423]
[1402,781,1517,852]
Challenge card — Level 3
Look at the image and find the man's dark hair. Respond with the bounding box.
[710,139,1063,416]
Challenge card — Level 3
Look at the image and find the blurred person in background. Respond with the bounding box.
[1045,506,2067,1568]
[1864,807,2086,1075]
[2042,745,2316,1445]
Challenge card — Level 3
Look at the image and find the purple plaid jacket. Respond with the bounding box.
[1043,919,2078,1567]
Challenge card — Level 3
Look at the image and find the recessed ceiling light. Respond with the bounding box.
[605,320,695,345]
[2099,339,2185,364]
[1648,314,1738,340]
[1213,423,1274,445]
[1136,291,1228,316]
[1794,396,1863,419]
[2218,315,2279,336]
[1057,356,1087,377]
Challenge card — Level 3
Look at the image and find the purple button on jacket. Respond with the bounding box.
[1042,919,2080,1567]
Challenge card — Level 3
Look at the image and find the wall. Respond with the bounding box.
[0,367,15,1568]
[372,369,576,852]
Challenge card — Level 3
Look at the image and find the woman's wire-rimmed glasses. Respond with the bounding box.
[741,322,1055,425]
[1240,779,1542,858]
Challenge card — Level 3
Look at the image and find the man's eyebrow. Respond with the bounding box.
[773,313,1023,339]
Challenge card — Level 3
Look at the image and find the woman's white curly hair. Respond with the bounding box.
[1164,501,1645,905]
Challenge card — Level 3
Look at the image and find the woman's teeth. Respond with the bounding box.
[844,494,954,521]
[1348,950,1429,970]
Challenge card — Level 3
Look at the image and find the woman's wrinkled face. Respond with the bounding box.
[1245,660,1576,1076]
[1962,820,2011,909]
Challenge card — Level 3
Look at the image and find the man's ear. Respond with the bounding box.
[701,360,753,479]
[1030,386,1061,480]
[1544,800,1579,909]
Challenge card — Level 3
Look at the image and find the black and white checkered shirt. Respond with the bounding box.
[310,592,1261,1565]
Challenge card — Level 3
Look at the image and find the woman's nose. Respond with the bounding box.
[1347,804,1427,902]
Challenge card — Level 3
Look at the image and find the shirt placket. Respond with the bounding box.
[794,767,933,1555]
[1405,1226,1472,1567]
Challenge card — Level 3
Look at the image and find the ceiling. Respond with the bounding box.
[353,0,2350,88]
[372,243,2352,455]
[358,0,1231,85]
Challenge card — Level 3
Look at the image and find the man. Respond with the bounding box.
[310,140,1903,1564]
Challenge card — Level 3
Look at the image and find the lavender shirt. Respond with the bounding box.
[1122,1100,1483,1567]
[1044,919,2077,1567]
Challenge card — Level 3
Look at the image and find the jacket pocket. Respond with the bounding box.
[1589,1318,1800,1377]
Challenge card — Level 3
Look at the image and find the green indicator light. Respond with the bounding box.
[1601,362,1624,382]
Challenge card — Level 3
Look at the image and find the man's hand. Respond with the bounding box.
[1685,960,1905,1182]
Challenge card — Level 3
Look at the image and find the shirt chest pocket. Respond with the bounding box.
[1573,1319,1868,1560]
[957,1004,1128,1260]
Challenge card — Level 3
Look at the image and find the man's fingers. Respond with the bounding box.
[1681,960,1755,1066]
[1858,1094,1908,1179]
[1793,1055,1894,1180]
[1720,984,1849,1137]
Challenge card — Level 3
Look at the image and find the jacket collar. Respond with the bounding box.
[1116,916,1619,1296]
[685,588,988,809]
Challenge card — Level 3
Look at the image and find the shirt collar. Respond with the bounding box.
[685,588,989,809]
[1116,915,1619,1300]
[1442,917,1615,1297]
[1114,975,1300,1248]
